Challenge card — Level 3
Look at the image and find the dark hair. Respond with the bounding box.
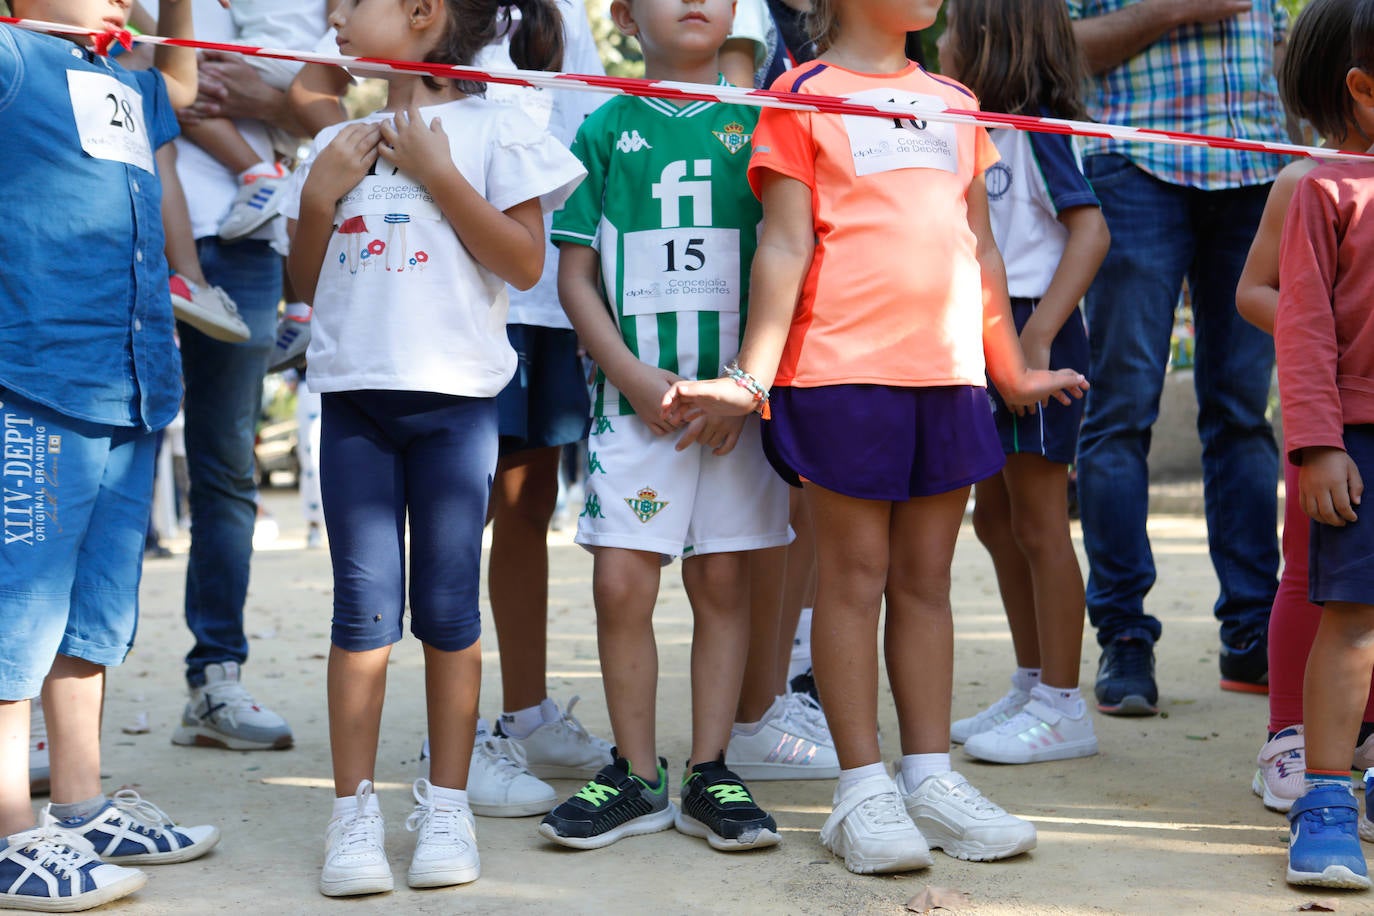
[1282,0,1360,142]
[943,0,1087,120]
[1355,0,1374,72]
[805,0,839,53]
[423,0,564,93]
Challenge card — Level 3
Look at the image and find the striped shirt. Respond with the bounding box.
[1067,0,1289,190]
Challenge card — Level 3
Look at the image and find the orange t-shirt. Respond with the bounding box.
[749,61,1000,388]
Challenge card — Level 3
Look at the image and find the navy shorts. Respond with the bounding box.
[1309,425,1374,606]
[987,298,1088,465]
[320,389,498,652]
[761,384,1005,500]
[496,325,591,456]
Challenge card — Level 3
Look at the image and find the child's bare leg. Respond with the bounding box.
[776,491,816,688]
[885,488,969,754]
[328,644,390,796]
[0,699,31,833]
[43,655,103,805]
[1304,602,1374,774]
[805,484,891,768]
[736,546,785,723]
[157,145,207,286]
[971,473,1041,669]
[1002,454,1084,688]
[682,551,752,765]
[182,118,268,176]
[593,547,662,776]
[423,641,481,791]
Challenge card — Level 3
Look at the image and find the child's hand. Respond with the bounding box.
[304,122,381,207]
[675,414,746,456]
[1001,368,1088,410]
[378,107,455,187]
[1299,446,1363,526]
[1013,328,1053,417]
[662,378,759,425]
[621,365,684,436]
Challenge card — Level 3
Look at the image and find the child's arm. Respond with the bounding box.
[664,170,814,420]
[288,64,352,137]
[286,122,382,305]
[1236,161,1313,335]
[153,0,203,109]
[1017,205,1109,372]
[378,107,543,290]
[559,245,683,435]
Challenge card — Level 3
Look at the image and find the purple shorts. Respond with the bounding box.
[761,384,1005,500]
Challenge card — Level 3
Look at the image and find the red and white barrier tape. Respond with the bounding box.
[7,15,1367,162]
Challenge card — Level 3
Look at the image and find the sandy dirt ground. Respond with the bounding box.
[72,486,1368,915]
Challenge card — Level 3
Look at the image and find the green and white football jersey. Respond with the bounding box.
[552,84,761,418]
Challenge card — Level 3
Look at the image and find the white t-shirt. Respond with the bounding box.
[285,97,586,398]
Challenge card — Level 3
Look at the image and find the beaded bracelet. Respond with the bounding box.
[721,360,771,420]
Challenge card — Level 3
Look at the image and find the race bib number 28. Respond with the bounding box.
[842,89,959,178]
[67,70,154,174]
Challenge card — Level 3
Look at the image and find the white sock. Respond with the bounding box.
[332,789,380,820]
[428,784,469,810]
[284,301,311,320]
[795,606,814,648]
[899,753,951,790]
[1012,667,1042,694]
[837,762,890,800]
[238,159,279,181]
[500,697,558,739]
[1033,683,1085,718]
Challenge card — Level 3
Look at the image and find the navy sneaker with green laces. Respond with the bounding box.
[1287,784,1371,889]
[675,756,780,852]
[538,751,674,850]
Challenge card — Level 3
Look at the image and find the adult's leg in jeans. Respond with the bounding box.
[1077,156,1191,647]
[1189,183,1280,648]
[180,239,279,686]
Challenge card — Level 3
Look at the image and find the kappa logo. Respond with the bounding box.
[625,486,668,524]
[712,121,752,155]
[616,130,653,153]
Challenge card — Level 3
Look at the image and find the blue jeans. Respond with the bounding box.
[1078,156,1279,649]
[179,239,279,686]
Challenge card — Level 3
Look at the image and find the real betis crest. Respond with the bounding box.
[713,121,752,155]
[625,486,668,524]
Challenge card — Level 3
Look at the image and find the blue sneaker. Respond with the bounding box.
[0,819,146,912]
[1287,785,1371,889]
[58,790,220,866]
[1094,637,1158,716]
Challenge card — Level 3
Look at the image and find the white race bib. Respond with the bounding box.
[843,89,958,177]
[338,171,444,223]
[67,70,154,173]
[621,227,739,315]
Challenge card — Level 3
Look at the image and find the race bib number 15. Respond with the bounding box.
[67,70,154,174]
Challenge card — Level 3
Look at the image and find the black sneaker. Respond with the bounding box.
[675,756,780,851]
[1094,637,1158,716]
[1220,630,1269,694]
[789,667,820,706]
[537,751,674,850]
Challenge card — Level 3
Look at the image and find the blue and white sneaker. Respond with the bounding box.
[219,162,288,241]
[0,819,146,912]
[1287,784,1371,889]
[57,790,219,866]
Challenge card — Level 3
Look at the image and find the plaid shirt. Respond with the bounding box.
[1067,1,1289,190]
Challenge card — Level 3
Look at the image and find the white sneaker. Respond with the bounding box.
[55,790,220,865]
[502,696,613,780]
[963,697,1099,764]
[29,697,49,796]
[219,162,289,240]
[728,693,840,780]
[819,773,933,874]
[405,779,480,888]
[0,818,147,912]
[172,662,294,750]
[421,721,558,818]
[1253,725,1305,813]
[1355,729,1374,772]
[898,770,1036,861]
[321,780,392,898]
[168,275,250,343]
[950,687,1030,744]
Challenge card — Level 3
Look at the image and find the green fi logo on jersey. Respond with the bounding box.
[653,160,712,227]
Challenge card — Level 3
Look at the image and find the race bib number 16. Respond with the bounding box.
[67,70,154,174]
[842,89,958,178]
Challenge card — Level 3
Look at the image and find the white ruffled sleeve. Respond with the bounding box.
[484,108,588,215]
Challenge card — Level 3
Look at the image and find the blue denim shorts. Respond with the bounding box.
[1309,425,1374,606]
[496,325,591,456]
[0,389,155,700]
[987,298,1088,465]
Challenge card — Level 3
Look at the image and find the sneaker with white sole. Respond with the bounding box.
[898,770,1036,861]
[501,696,613,780]
[538,753,676,850]
[727,693,840,780]
[419,721,558,818]
[1253,726,1305,814]
[57,790,219,866]
[819,773,933,875]
[950,686,1030,745]
[962,696,1099,764]
[1355,731,1374,772]
[172,662,294,751]
[0,818,147,912]
[168,275,250,343]
[219,162,289,240]
[269,313,311,375]
[405,779,480,888]
[29,698,49,797]
[321,780,392,898]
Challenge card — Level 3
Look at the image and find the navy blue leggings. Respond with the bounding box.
[320,390,497,652]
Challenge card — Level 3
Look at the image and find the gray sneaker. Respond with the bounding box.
[171,662,293,751]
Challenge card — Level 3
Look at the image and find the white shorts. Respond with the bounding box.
[575,413,791,559]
